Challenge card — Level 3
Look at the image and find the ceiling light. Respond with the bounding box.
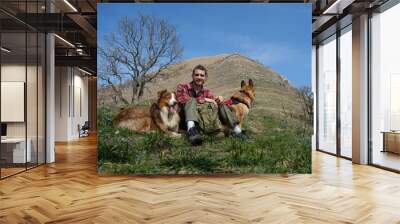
[1,47,11,53]
[76,48,85,55]
[322,0,355,15]
[54,34,75,48]
[78,67,92,76]
[63,0,78,12]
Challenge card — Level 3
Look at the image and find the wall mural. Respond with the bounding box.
[97,3,312,174]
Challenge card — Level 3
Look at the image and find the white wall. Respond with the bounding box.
[55,67,89,141]
[1,63,46,164]
[55,66,69,141]
[1,82,25,122]
[1,65,27,139]
[1,64,26,81]
[71,73,89,138]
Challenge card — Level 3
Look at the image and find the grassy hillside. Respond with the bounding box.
[98,106,311,174]
[97,53,312,174]
[98,53,305,119]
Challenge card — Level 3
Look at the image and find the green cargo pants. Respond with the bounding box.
[184,98,239,129]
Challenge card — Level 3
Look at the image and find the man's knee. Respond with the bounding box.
[218,104,229,112]
[184,98,197,111]
[184,98,200,122]
[188,98,197,105]
[218,104,233,118]
[218,104,238,127]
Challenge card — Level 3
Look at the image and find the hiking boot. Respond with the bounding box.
[187,127,203,145]
[231,130,248,140]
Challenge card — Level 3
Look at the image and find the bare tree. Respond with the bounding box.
[297,86,313,126]
[98,14,183,105]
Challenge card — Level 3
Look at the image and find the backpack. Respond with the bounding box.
[197,103,222,134]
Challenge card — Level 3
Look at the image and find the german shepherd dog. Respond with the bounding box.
[113,90,181,138]
[227,79,255,127]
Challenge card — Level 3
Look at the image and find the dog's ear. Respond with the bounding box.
[249,79,254,88]
[241,80,246,88]
[158,89,167,98]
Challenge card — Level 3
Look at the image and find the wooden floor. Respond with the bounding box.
[1,136,400,223]
[1,163,45,178]
[373,150,400,171]
[1,167,26,178]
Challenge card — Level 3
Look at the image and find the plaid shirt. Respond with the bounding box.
[176,81,214,104]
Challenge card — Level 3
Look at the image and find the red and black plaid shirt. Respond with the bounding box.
[176,82,214,104]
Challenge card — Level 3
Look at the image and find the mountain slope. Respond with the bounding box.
[99,53,304,118]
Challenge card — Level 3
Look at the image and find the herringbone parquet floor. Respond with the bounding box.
[1,135,400,223]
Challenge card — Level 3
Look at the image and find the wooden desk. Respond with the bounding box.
[1,138,31,163]
[382,131,400,154]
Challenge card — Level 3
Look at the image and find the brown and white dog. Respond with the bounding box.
[113,90,181,138]
[226,79,255,127]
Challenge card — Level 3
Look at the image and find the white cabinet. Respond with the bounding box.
[1,138,32,163]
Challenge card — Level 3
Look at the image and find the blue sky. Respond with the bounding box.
[98,4,311,87]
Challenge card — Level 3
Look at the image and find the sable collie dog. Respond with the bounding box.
[113,90,181,137]
[228,79,255,127]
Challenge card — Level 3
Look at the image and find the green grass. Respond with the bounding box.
[97,106,312,174]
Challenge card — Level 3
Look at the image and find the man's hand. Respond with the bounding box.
[215,96,224,105]
[204,98,217,106]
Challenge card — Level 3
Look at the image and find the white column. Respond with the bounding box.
[46,1,55,163]
[352,14,369,164]
[312,45,317,151]
[46,33,55,163]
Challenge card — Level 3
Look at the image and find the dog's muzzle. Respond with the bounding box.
[168,102,178,113]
